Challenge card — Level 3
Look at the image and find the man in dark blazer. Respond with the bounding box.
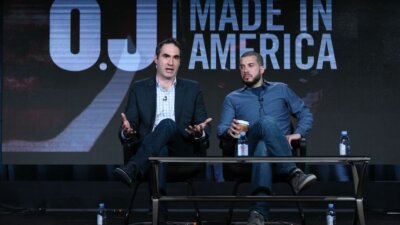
[114,38,212,187]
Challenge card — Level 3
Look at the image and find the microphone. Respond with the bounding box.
[163,96,167,101]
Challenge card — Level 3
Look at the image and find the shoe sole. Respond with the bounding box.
[114,168,133,187]
[297,174,317,193]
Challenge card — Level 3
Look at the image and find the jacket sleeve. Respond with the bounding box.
[118,83,140,147]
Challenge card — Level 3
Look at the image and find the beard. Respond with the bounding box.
[242,72,262,87]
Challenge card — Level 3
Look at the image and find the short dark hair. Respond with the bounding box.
[155,38,182,56]
[240,51,263,66]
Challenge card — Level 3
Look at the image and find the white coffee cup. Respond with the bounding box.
[234,120,249,138]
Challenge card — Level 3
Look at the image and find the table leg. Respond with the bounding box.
[353,198,366,225]
[152,197,159,225]
[351,162,368,225]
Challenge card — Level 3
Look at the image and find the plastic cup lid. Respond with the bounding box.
[236,120,249,125]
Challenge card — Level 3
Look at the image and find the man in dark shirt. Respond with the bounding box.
[217,51,316,225]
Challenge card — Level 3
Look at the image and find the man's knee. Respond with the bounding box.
[249,116,282,139]
[258,116,277,128]
[157,119,177,131]
[255,116,281,133]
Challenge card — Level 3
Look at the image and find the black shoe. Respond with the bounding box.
[113,164,138,187]
[289,168,317,194]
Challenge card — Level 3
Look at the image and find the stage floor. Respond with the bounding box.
[0,209,399,225]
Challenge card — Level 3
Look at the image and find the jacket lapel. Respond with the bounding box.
[174,78,185,124]
[147,77,157,126]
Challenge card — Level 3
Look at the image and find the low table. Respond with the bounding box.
[149,156,370,225]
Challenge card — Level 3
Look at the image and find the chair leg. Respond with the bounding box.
[290,185,306,225]
[226,181,242,225]
[187,181,203,225]
[295,201,306,225]
[124,181,141,225]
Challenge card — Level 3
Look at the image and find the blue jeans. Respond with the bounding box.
[247,116,297,219]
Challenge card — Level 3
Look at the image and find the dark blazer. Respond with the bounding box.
[119,76,210,155]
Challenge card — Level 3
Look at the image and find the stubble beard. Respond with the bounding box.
[242,72,262,88]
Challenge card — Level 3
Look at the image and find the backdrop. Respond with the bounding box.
[2,0,400,164]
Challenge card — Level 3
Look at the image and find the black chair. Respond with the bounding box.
[220,137,307,225]
[123,140,209,225]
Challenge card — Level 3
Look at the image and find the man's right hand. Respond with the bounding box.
[121,113,135,138]
[227,119,241,138]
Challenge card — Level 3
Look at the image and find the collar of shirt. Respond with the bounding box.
[154,78,176,130]
[156,78,177,91]
[239,79,270,92]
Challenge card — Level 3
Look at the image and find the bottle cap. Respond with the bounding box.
[239,131,246,137]
[341,130,348,136]
[99,203,105,208]
[328,203,334,208]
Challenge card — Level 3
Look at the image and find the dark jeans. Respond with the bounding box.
[247,116,297,219]
[127,119,195,190]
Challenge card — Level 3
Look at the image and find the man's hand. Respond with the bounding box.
[227,119,242,138]
[185,118,212,138]
[121,113,135,138]
[286,133,301,147]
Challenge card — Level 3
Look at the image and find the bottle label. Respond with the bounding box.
[237,144,248,156]
[97,214,103,225]
[326,215,334,225]
[339,143,346,155]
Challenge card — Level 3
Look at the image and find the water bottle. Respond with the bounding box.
[97,203,107,225]
[237,131,248,157]
[339,130,350,156]
[326,203,336,225]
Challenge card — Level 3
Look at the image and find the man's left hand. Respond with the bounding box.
[286,133,301,147]
[185,118,212,138]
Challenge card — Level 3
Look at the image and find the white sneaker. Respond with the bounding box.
[247,210,265,225]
